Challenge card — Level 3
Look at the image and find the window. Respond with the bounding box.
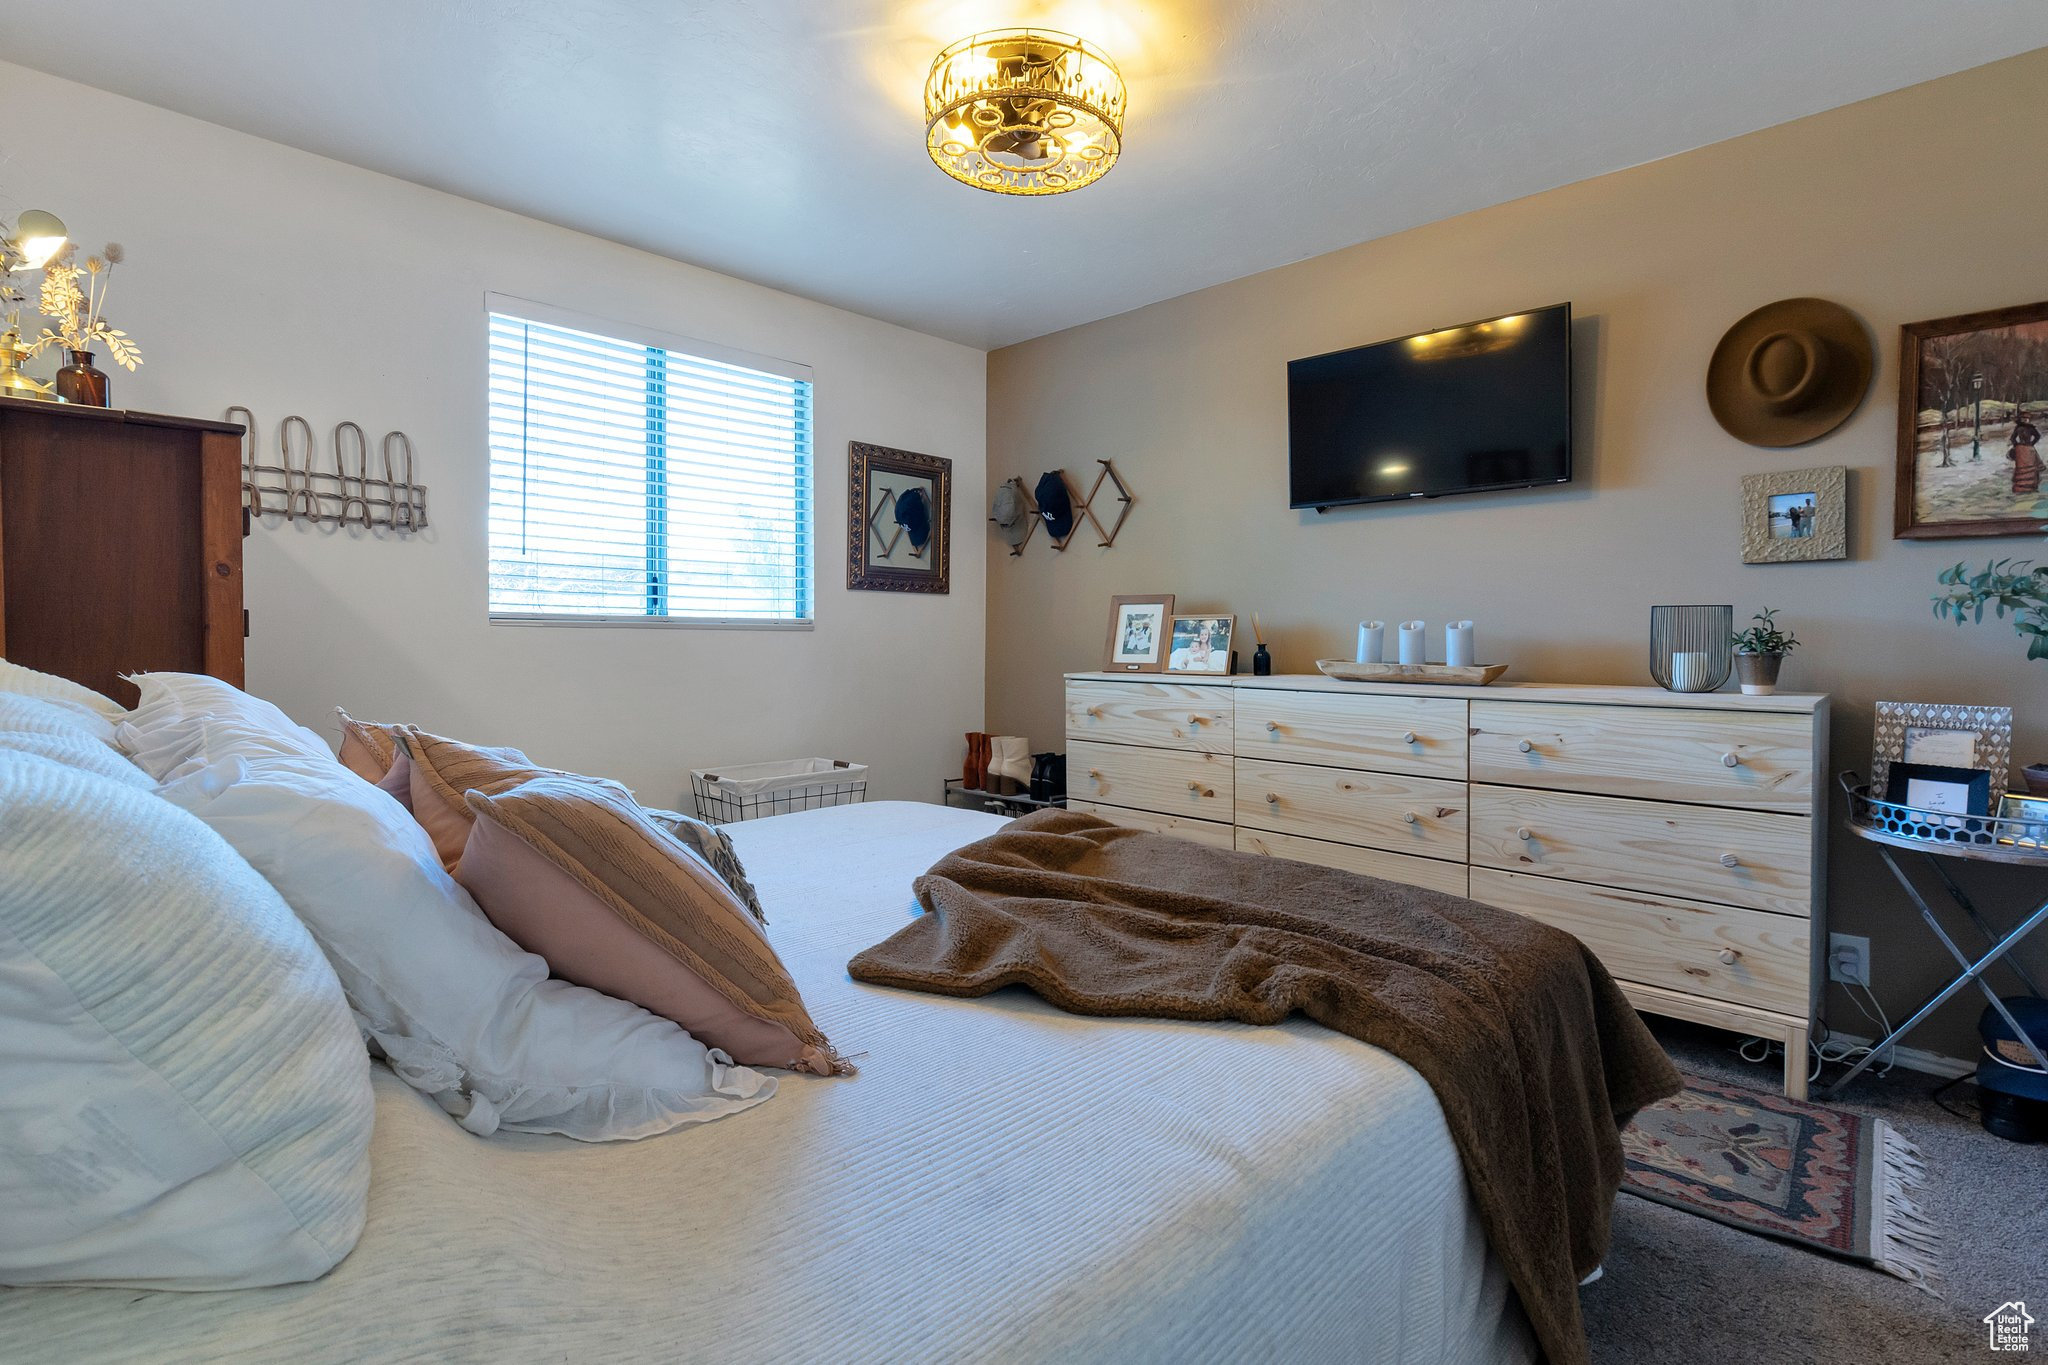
[486,298,813,625]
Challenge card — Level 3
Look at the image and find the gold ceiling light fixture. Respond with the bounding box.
[924,28,1126,196]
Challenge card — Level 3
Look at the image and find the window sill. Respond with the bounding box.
[488,614,814,631]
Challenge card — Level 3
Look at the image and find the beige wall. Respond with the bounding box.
[0,60,985,809]
[987,48,2048,1064]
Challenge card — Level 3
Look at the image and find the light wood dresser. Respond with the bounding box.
[1065,672,1829,1097]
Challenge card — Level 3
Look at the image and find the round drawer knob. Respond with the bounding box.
[1401,731,1419,745]
[1721,752,1741,769]
[1719,853,1742,868]
[1088,769,1103,780]
[1188,715,1203,725]
[1087,706,1103,717]
[1266,792,1280,804]
[1717,949,1739,966]
[1517,739,1535,754]
[1187,781,1202,792]
[1516,827,1535,841]
[1402,811,1420,825]
[1266,720,1280,732]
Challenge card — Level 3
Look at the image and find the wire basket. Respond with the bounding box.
[1840,771,2048,864]
[690,758,868,824]
[1648,604,1733,692]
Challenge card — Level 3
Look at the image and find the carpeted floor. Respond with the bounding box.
[1582,1019,2045,1364]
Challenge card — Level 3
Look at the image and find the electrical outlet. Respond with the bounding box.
[1829,933,1871,987]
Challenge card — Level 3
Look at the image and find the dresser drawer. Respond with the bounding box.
[1235,759,1466,863]
[1068,800,1237,849]
[1471,869,1811,1017]
[1235,689,1465,779]
[1469,785,1812,917]
[1238,829,1469,897]
[1066,681,1233,754]
[1069,741,1233,820]
[1469,701,1813,811]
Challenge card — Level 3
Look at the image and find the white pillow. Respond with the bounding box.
[0,751,374,1289]
[0,658,125,722]
[135,675,776,1141]
[119,671,333,780]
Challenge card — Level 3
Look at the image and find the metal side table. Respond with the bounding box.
[1828,774,2048,1097]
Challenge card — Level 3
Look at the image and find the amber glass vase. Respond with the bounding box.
[54,349,109,406]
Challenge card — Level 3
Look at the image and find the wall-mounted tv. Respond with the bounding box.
[1287,303,1573,510]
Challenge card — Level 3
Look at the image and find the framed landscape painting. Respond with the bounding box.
[1895,300,2048,539]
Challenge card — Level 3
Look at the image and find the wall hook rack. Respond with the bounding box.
[229,407,429,533]
[991,458,1135,556]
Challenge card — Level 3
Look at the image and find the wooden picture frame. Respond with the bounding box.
[1741,465,1847,564]
[1895,300,2048,540]
[1165,614,1235,674]
[847,441,950,594]
[1103,594,1174,672]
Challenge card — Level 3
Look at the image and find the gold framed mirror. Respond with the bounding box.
[848,441,951,594]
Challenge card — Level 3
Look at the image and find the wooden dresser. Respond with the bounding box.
[0,397,246,706]
[1066,672,1829,1097]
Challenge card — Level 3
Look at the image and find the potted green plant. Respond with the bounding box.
[1934,557,2048,792]
[1730,608,1798,695]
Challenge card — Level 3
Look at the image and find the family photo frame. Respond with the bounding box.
[1103,594,1174,672]
[1165,614,1234,674]
[1740,465,1847,564]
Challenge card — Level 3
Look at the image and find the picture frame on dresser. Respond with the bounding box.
[1103,594,1175,672]
[1166,614,1234,674]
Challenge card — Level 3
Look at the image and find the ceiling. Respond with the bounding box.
[7,1,2046,349]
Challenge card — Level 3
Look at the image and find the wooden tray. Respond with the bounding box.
[1315,659,1510,686]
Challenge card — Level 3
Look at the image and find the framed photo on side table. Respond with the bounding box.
[1883,762,1992,817]
[1166,614,1235,674]
[1103,594,1174,672]
[1871,701,2013,804]
[1895,300,2048,540]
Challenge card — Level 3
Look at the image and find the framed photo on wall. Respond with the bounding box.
[1895,300,2048,540]
[1165,614,1234,674]
[1741,465,1847,563]
[1103,594,1174,672]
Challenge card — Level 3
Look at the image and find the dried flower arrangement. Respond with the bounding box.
[26,243,142,370]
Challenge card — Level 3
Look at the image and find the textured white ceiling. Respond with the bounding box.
[5,2,2046,348]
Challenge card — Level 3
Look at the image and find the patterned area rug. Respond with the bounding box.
[1621,1075,1940,1289]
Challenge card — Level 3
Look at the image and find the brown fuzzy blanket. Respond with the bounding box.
[848,810,1679,1365]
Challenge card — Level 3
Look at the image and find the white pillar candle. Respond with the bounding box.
[1398,621,1428,665]
[1445,620,1476,668]
[1356,621,1384,664]
[1670,651,1711,692]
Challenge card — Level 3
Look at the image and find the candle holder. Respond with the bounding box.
[1649,605,1733,692]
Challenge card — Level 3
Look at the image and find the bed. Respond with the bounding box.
[1,799,1536,1364]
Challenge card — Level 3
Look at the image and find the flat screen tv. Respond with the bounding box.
[1287,303,1572,510]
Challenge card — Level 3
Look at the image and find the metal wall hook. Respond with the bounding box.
[279,416,318,521]
[333,421,373,528]
[228,407,429,534]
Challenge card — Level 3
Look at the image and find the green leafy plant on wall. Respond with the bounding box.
[1934,558,2048,661]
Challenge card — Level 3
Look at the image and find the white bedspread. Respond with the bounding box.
[2,800,1534,1364]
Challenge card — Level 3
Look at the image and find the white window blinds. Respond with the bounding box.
[487,304,813,625]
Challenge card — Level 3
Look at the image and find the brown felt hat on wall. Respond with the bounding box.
[1706,297,1874,448]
